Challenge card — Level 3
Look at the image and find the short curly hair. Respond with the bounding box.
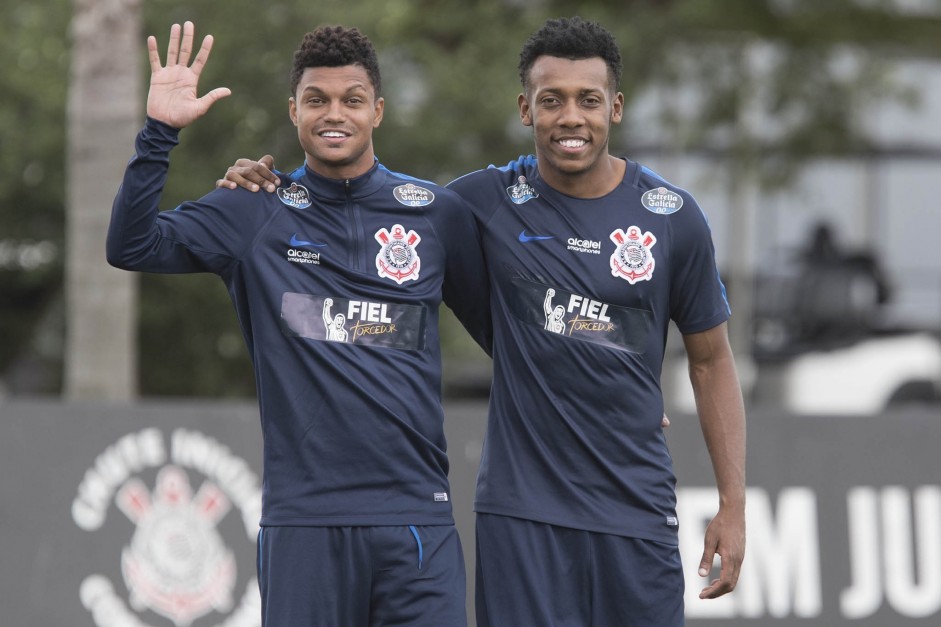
[290,25,382,98]
[518,17,622,92]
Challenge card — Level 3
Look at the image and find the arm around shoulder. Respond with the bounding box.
[438,194,493,356]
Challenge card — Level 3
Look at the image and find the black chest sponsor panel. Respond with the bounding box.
[507,276,653,354]
[280,292,427,350]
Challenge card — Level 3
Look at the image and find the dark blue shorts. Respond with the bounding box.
[258,525,467,627]
[475,514,684,627]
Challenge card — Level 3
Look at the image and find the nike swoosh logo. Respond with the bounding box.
[290,233,327,248]
[518,230,555,243]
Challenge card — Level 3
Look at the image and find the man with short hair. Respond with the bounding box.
[223,16,746,627]
[450,17,745,626]
[107,21,490,627]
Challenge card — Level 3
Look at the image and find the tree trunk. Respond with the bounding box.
[64,0,141,399]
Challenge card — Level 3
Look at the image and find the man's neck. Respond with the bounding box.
[538,154,626,199]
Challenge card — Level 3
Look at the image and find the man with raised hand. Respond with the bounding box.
[108,21,491,627]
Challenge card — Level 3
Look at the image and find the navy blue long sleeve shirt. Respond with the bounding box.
[108,118,492,527]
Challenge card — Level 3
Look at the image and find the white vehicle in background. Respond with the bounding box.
[766,332,941,416]
[669,330,941,417]
[669,226,941,416]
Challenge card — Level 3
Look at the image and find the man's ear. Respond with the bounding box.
[518,93,533,127]
[611,91,624,124]
[289,97,298,126]
[373,96,385,128]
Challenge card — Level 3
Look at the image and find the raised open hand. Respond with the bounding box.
[146,21,231,129]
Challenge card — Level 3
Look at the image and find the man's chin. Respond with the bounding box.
[543,156,593,176]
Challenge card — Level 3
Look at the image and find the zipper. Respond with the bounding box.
[345,178,364,271]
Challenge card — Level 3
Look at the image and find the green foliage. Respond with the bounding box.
[620,0,937,185]
[4,0,941,396]
[0,2,70,382]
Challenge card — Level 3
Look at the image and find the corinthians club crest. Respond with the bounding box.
[73,428,262,627]
[610,226,657,284]
[375,224,421,284]
[118,466,236,626]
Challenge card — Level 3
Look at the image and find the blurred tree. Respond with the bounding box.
[63,0,140,400]
[3,0,941,397]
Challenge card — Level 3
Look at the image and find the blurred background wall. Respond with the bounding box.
[4,400,940,626]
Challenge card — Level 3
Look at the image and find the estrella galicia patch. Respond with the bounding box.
[277,183,312,209]
[393,184,435,207]
[641,187,683,215]
[506,176,539,204]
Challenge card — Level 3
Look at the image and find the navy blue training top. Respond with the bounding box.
[448,156,729,544]
[107,118,492,527]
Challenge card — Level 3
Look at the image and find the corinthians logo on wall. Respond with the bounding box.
[72,428,263,627]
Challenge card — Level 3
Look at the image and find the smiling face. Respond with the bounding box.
[519,55,625,197]
[289,64,384,180]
